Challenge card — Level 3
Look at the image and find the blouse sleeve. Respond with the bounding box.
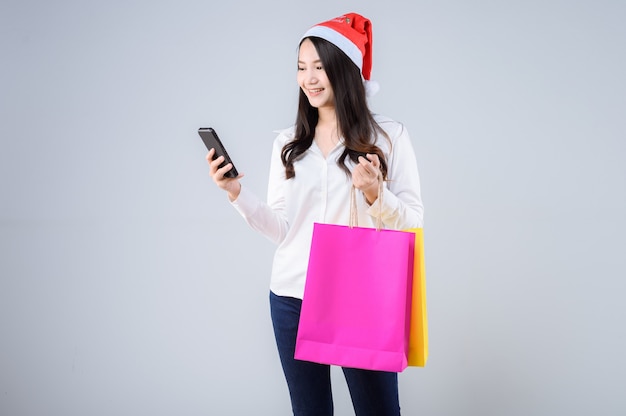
[366,122,424,229]
[230,133,290,244]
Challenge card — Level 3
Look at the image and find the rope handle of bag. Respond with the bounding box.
[350,173,384,231]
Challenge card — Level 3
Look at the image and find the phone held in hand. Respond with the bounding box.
[198,127,239,179]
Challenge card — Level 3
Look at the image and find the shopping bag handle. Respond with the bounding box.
[350,173,384,231]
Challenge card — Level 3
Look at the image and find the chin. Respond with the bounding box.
[308,98,332,109]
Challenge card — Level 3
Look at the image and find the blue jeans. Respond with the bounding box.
[269,291,401,416]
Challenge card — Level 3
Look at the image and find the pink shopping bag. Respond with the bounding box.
[295,222,416,372]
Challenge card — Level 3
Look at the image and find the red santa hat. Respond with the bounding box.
[301,13,379,95]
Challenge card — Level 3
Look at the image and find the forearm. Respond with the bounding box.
[366,186,424,230]
[231,185,289,244]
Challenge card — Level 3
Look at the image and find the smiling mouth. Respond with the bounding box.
[308,88,324,95]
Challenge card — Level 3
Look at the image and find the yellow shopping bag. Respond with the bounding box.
[405,228,428,367]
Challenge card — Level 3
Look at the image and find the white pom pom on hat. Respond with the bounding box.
[301,12,379,96]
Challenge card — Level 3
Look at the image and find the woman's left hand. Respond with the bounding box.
[352,153,381,205]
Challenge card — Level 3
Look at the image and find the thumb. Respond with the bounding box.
[367,153,380,168]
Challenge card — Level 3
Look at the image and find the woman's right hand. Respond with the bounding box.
[206,148,243,201]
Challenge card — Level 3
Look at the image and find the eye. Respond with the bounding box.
[297,67,305,71]
[316,65,324,70]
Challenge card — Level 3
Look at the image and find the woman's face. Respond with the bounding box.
[297,38,335,111]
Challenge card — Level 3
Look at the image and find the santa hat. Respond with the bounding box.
[301,13,379,96]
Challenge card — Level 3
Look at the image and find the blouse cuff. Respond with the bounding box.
[230,185,261,218]
[365,187,399,219]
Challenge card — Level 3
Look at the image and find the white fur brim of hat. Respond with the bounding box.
[300,26,380,97]
[302,26,364,75]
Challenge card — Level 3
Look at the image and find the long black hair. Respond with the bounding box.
[281,36,389,180]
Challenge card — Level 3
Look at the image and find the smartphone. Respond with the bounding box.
[198,127,239,179]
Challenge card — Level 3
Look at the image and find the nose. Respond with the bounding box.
[303,68,318,84]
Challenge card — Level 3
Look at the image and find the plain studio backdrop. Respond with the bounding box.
[1,0,624,415]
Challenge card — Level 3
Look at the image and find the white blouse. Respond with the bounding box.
[231,114,424,299]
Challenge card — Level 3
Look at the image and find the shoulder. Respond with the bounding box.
[372,114,409,148]
[373,114,407,140]
[272,126,296,147]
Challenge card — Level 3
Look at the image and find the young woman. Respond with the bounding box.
[207,13,424,416]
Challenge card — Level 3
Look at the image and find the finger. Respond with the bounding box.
[209,154,225,170]
[209,158,228,178]
[206,148,215,162]
[358,156,372,170]
[215,163,235,178]
[366,153,380,168]
[353,164,366,180]
[354,168,373,187]
[358,158,377,177]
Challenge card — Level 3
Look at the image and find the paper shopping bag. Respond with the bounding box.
[295,222,415,372]
[405,228,428,367]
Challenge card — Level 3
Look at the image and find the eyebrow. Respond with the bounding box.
[298,59,322,64]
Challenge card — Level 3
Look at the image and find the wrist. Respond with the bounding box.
[363,181,380,205]
[227,182,241,202]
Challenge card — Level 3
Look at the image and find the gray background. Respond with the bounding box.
[1,0,625,415]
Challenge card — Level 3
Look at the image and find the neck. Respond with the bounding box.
[313,108,341,157]
[317,106,337,128]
